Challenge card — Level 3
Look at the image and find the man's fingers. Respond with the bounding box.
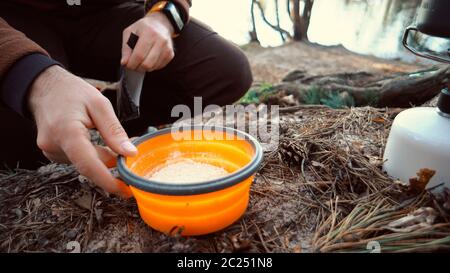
[88,95,137,157]
[155,37,175,70]
[140,37,174,72]
[46,146,118,168]
[62,125,129,197]
[154,47,174,70]
[140,45,161,72]
[95,145,117,168]
[43,151,70,164]
[126,33,154,70]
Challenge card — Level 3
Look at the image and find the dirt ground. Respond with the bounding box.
[1,42,449,253]
[245,42,424,84]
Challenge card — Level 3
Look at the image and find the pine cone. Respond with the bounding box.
[278,139,310,166]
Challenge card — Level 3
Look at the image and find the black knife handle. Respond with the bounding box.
[127,33,139,50]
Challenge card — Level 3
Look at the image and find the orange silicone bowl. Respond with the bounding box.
[117,126,263,236]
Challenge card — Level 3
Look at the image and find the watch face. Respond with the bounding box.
[167,3,184,32]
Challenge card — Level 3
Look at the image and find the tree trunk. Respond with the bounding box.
[276,66,450,107]
[292,0,314,41]
[300,0,314,41]
[292,0,302,41]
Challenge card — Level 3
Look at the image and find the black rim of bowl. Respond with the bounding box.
[117,126,264,196]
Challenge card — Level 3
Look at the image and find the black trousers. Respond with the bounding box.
[0,2,252,169]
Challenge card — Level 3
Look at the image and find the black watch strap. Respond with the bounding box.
[163,2,184,34]
[145,1,186,35]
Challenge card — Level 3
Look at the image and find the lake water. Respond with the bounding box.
[190,0,450,62]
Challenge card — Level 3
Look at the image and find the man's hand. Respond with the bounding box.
[121,12,175,72]
[29,65,137,198]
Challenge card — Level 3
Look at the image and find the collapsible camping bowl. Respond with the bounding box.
[117,126,263,236]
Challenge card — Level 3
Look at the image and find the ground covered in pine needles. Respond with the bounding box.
[1,105,449,253]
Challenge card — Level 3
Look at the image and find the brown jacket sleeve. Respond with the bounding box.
[0,17,48,81]
[1,17,60,117]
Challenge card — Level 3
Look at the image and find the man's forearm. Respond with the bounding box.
[0,17,59,117]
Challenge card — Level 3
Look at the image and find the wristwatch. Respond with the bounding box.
[147,1,185,36]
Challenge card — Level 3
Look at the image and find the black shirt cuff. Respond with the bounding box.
[1,53,61,118]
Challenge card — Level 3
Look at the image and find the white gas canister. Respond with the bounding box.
[383,102,450,189]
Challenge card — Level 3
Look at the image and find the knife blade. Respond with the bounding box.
[117,33,146,122]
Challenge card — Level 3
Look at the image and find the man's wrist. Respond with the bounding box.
[146,1,185,36]
[28,65,65,116]
[145,11,175,36]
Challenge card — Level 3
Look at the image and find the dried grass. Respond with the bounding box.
[1,106,449,253]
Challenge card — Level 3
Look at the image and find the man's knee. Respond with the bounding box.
[209,47,253,106]
[225,50,253,103]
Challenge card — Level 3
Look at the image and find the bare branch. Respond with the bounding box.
[254,0,293,40]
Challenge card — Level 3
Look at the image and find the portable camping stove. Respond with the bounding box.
[383,0,450,189]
